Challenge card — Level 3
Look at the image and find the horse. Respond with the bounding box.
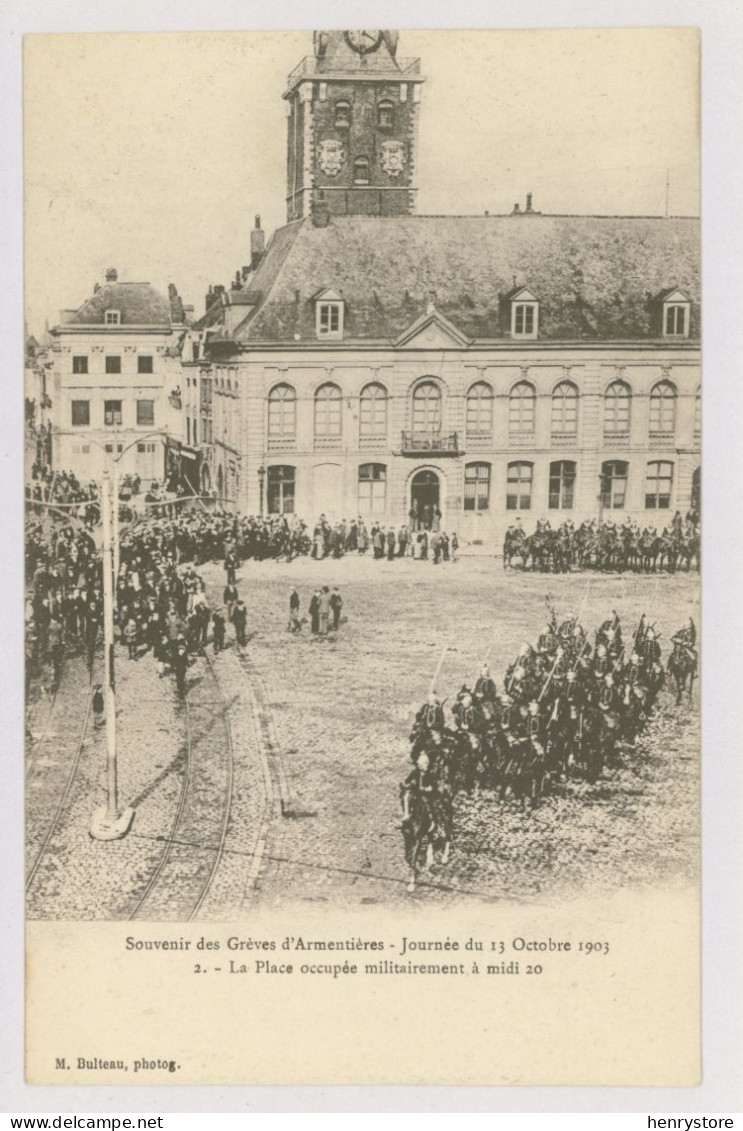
[503,529,526,570]
[400,783,452,893]
[667,643,697,705]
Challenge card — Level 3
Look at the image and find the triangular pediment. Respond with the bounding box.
[662,287,690,304]
[395,309,471,349]
[312,287,344,303]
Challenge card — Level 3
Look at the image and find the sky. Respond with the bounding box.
[24,27,700,336]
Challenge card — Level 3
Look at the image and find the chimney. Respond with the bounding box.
[205,285,215,315]
[105,267,118,282]
[512,203,521,214]
[484,210,490,217]
[526,193,533,213]
[251,215,266,269]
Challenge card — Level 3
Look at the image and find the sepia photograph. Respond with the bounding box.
[24,26,700,920]
[17,18,723,1092]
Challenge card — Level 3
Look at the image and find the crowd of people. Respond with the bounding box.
[503,512,700,573]
[400,604,698,885]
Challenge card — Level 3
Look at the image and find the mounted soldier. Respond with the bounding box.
[474,663,497,703]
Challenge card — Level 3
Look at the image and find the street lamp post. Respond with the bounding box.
[258,464,266,516]
[90,471,135,840]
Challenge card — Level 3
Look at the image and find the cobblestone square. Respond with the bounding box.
[26,554,700,919]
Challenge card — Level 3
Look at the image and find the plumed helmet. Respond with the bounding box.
[528,700,539,715]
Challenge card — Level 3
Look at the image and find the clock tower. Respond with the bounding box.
[284,30,424,222]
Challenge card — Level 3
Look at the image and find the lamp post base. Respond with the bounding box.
[90,805,135,841]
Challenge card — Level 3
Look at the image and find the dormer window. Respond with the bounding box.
[314,289,345,340]
[105,309,121,326]
[660,288,691,338]
[509,288,539,339]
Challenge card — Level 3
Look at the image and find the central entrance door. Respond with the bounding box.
[410,469,441,528]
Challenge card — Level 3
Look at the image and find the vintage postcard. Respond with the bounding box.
[24,26,701,1086]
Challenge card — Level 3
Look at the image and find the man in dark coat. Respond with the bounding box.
[232,599,248,647]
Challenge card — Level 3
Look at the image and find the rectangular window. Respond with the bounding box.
[664,305,688,336]
[549,461,576,509]
[71,400,90,426]
[105,356,122,374]
[186,417,191,445]
[267,466,296,515]
[105,310,120,325]
[358,464,387,514]
[136,400,155,426]
[72,356,88,374]
[464,463,491,511]
[512,303,537,337]
[601,461,628,509]
[506,462,533,510]
[104,399,122,426]
[138,355,154,374]
[319,304,341,334]
[646,461,673,509]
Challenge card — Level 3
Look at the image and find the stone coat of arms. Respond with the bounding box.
[317,139,345,178]
[380,140,406,178]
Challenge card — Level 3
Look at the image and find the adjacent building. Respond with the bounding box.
[49,270,188,487]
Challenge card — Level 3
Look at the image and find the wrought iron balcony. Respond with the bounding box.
[400,430,459,456]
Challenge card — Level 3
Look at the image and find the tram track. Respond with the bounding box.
[25,660,94,894]
[127,648,235,922]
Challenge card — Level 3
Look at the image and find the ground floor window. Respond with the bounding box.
[358,463,386,514]
[267,464,295,514]
[506,461,533,510]
[548,460,576,509]
[601,460,628,509]
[464,462,491,510]
[645,460,673,509]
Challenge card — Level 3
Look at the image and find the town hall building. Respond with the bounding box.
[184,29,700,545]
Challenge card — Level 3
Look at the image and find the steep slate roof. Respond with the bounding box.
[63,281,173,326]
[232,213,700,344]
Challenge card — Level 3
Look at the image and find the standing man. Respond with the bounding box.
[330,587,343,632]
[309,589,321,635]
[288,587,301,633]
[223,581,239,624]
[212,609,226,654]
[386,527,396,562]
[319,586,331,636]
[232,599,248,647]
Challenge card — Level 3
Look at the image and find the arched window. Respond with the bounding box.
[694,389,701,437]
[353,157,370,185]
[314,382,342,445]
[267,465,295,515]
[412,380,442,434]
[335,101,351,128]
[649,380,677,435]
[551,382,578,435]
[466,382,494,446]
[645,461,674,509]
[604,381,631,436]
[506,461,533,510]
[509,381,535,434]
[601,460,628,509]
[377,100,394,128]
[358,463,386,514]
[359,382,388,446]
[464,462,491,511]
[549,460,576,509]
[267,384,296,449]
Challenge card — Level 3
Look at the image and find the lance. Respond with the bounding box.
[609,646,626,674]
[538,648,564,703]
[483,628,499,666]
[570,578,592,635]
[571,631,592,672]
[507,642,528,691]
[429,645,449,696]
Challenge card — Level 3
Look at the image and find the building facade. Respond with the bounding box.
[50,270,187,486]
[189,30,700,544]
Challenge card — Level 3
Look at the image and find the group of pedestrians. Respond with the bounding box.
[288,586,344,638]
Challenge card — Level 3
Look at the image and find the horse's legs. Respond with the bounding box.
[425,841,435,868]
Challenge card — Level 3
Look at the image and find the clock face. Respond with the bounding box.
[344,30,383,54]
